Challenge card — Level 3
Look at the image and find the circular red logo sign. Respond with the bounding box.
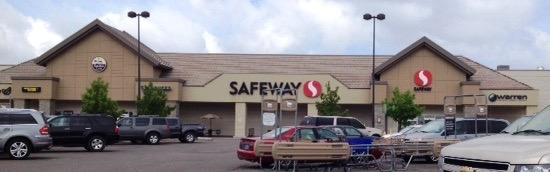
[414,70,432,87]
[303,81,322,98]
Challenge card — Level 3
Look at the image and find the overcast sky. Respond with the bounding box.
[1,0,549,69]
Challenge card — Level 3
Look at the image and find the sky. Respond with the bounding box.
[1,0,549,69]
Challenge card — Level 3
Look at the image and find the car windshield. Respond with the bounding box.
[502,116,533,133]
[403,126,420,134]
[417,119,444,133]
[397,126,415,134]
[516,107,550,135]
[262,127,292,139]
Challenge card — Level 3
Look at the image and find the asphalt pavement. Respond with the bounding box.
[0,138,437,172]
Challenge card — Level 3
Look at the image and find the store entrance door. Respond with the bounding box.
[24,99,39,110]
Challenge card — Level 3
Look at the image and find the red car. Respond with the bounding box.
[237,126,343,167]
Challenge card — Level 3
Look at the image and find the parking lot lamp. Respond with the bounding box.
[128,11,150,115]
[363,13,385,133]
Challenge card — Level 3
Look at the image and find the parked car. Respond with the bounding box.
[164,117,205,143]
[300,116,383,137]
[0,108,52,160]
[440,109,550,172]
[382,124,422,139]
[237,126,343,167]
[48,115,118,152]
[322,125,375,155]
[117,117,171,144]
[500,115,534,134]
[403,118,509,141]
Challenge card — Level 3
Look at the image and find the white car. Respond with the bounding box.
[300,116,383,137]
[440,108,550,172]
[382,124,422,139]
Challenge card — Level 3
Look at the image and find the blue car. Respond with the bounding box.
[323,125,375,155]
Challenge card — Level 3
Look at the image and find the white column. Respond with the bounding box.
[234,103,247,138]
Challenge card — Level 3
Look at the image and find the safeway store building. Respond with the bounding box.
[0,20,539,137]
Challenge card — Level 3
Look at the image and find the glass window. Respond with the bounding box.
[70,117,91,127]
[344,127,362,137]
[316,117,333,126]
[119,118,133,127]
[317,129,339,141]
[330,127,345,135]
[336,118,350,126]
[418,119,444,133]
[152,118,166,125]
[298,128,316,141]
[502,116,532,133]
[135,118,149,126]
[49,117,70,127]
[300,117,315,126]
[349,119,366,129]
[262,127,292,139]
[489,121,508,133]
[166,119,179,126]
[10,114,37,124]
[92,117,114,126]
[0,114,9,125]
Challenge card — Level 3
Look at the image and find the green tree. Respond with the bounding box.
[137,82,175,117]
[384,87,423,130]
[315,82,349,116]
[81,78,123,118]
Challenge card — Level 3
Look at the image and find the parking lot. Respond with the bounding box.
[0,138,437,172]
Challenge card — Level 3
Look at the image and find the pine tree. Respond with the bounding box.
[315,82,349,116]
[137,82,175,117]
[81,78,122,118]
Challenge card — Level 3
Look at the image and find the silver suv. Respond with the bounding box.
[0,108,52,160]
[117,117,171,144]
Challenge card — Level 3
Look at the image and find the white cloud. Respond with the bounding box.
[0,0,549,69]
[201,31,223,53]
[25,18,63,56]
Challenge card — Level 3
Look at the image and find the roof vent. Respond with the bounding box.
[496,65,510,71]
[537,66,545,70]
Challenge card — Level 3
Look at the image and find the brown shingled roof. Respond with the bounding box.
[158,53,532,90]
[35,19,171,69]
[0,59,46,83]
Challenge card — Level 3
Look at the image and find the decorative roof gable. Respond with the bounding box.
[35,19,171,69]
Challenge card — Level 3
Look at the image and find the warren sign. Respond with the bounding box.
[229,81,322,98]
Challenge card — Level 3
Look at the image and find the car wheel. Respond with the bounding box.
[146,132,160,145]
[86,136,106,152]
[6,138,31,160]
[180,132,196,143]
[372,134,381,137]
[260,160,273,168]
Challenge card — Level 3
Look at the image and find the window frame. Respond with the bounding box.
[134,118,150,127]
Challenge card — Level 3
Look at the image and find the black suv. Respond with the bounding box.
[48,115,118,152]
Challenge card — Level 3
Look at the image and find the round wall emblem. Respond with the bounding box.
[414,70,433,87]
[91,57,107,73]
[488,93,498,102]
[303,81,322,98]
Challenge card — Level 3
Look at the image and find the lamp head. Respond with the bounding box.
[127,11,137,18]
[363,13,372,20]
[376,13,385,20]
[141,11,150,18]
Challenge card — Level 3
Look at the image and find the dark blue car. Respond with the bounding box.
[323,125,374,155]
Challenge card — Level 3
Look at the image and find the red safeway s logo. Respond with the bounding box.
[414,70,432,87]
[303,81,322,98]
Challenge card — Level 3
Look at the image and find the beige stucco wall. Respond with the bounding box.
[12,79,57,100]
[499,70,550,111]
[44,30,158,101]
[380,47,466,105]
[182,74,374,104]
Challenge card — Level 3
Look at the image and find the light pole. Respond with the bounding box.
[363,13,385,133]
[128,11,150,116]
